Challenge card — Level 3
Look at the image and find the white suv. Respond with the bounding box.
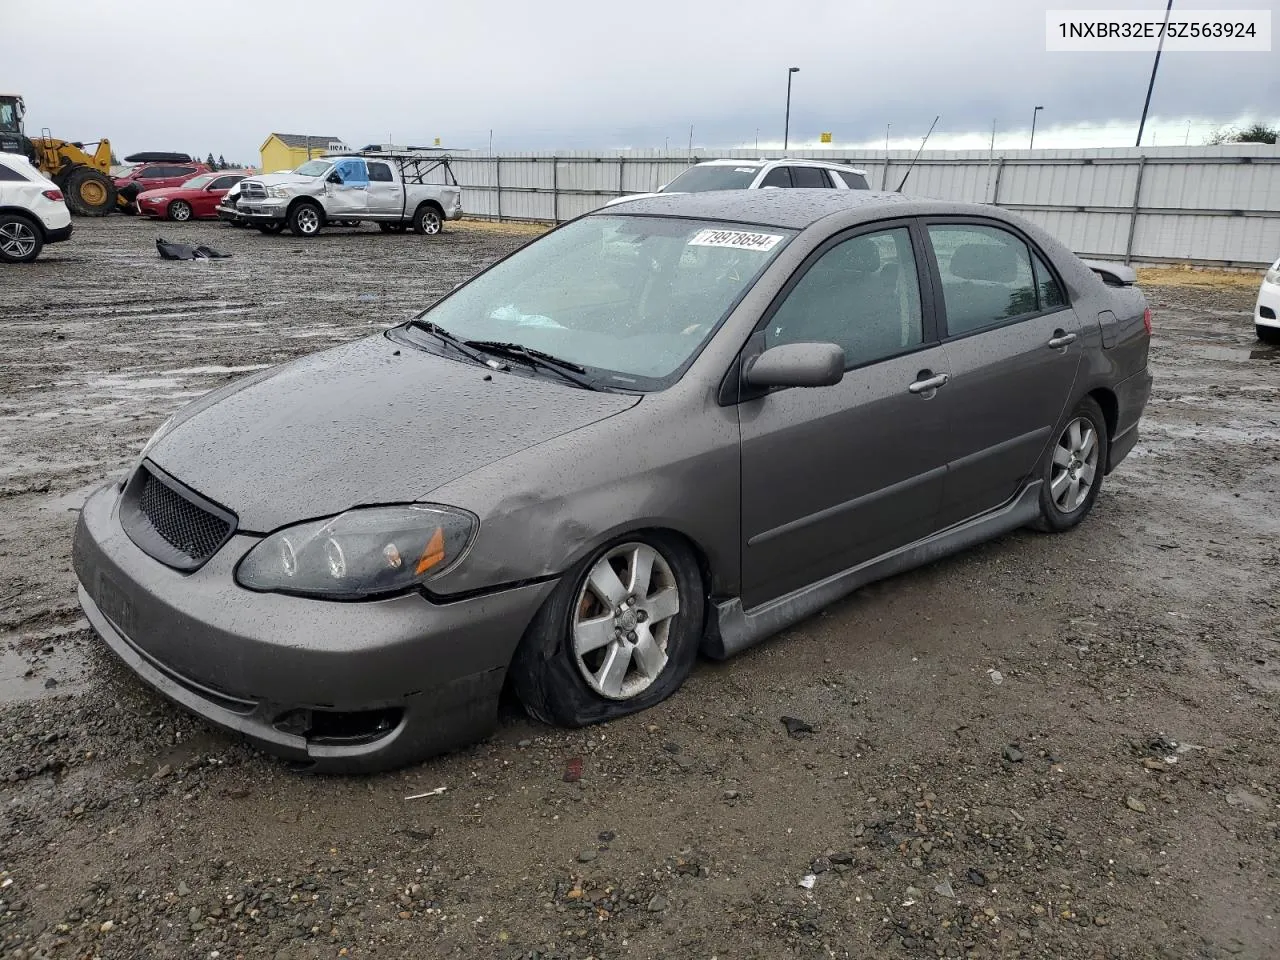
[0,151,73,264]
[605,158,870,207]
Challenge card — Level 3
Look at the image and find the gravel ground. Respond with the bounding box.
[1,216,1277,960]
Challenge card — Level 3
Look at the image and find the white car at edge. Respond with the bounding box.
[0,151,73,264]
[604,157,870,207]
[1256,255,1280,344]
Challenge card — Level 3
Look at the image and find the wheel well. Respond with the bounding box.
[1088,387,1118,441]
[0,207,42,236]
[416,199,444,217]
[287,196,324,220]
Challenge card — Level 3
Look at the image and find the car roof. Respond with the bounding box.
[593,189,1000,231]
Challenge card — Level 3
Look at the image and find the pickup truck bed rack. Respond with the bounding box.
[325,149,459,187]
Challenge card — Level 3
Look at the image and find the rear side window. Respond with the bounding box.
[837,170,869,189]
[927,223,1040,336]
[367,162,394,182]
[759,167,792,188]
[790,166,828,188]
[1032,252,1067,309]
[0,163,29,181]
[767,226,924,368]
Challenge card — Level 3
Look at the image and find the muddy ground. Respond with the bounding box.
[1,216,1277,960]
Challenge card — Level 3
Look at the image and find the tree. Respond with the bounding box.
[217,154,227,170]
[206,152,217,169]
[1207,123,1277,145]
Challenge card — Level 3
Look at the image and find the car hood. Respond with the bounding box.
[148,333,640,531]
[243,172,317,188]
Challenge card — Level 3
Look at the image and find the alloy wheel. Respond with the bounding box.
[0,220,37,259]
[572,542,681,700]
[1050,416,1099,512]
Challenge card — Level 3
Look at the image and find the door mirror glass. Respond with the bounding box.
[327,172,343,184]
[745,342,845,389]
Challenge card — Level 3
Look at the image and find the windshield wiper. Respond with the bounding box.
[408,319,506,369]
[464,340,599,389]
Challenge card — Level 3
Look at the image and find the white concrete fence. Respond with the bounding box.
[433,145,1280,269]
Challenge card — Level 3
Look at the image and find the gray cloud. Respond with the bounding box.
[5,0,1275,159]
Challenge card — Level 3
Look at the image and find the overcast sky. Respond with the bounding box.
[4,0,1276,162]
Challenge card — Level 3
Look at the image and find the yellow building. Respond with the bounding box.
[259,133,349,173]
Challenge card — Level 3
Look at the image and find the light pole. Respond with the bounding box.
[1029,105,1044,149]
[783,66,800,151]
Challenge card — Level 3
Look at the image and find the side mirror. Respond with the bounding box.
[744,342,844,389]
[327,172,343,184]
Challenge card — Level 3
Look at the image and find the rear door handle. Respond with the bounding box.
[1048,331,1077,348]
[908,372,949,395]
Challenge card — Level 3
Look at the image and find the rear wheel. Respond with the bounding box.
[1257,324,1280,345]
[0,213,43,264]
[168,200,192,222]
[510,533,703,727]
[288,201,323,237]
[1033,397,1109,533]
[65,168,117,217]
[412,204,443,235]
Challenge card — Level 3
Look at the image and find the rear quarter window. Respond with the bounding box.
[0,163,29,181]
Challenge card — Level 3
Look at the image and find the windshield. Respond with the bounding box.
[662,165,760,193]
[0,101,16,134]
[293,160,332,177]
[180,174,215,189]
[403,215,795,389]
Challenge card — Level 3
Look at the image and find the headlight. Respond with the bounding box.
[235,505,477,599]
[148,197,166,204]
[267,186,291,199]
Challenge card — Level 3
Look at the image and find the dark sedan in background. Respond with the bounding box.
[73,190,1152,772]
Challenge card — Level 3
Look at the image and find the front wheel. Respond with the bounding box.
[511,534,704,727]
[413,205,443,235]
[0,213,43,264]
[1033,397,1109,533]
[168,200,192,222]
[288,202,323,237]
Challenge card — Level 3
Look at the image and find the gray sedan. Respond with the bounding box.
[73,190,1153,772]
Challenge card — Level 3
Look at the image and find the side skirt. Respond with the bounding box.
[702,481,1043,660]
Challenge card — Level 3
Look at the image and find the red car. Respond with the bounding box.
[115,161,210,211]
[135,172,250,221]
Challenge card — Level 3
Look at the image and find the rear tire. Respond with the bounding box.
[1032,397,1109,533]
[510,532,704,728]
[0,213,43,264]
[412,204,443,235]
[168,200,192,222]
[288,201,323,237]
[1257,324,1280,345]
[65,168,117,217]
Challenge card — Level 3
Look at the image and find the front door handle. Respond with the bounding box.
[1048,330,1077,348]
[908,371,949,395]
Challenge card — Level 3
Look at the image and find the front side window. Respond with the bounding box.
[790,166,828,188]
[759,167,792,188]
[928,223,1039,336]
[367,162,393,182]
[766,227,924,368]
[0,102,16,133]
[404,215,795,389]
[662,164,760,193]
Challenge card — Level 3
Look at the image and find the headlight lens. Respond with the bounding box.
[235,505,476,599]
[268,186,291,199]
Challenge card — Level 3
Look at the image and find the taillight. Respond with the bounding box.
[1143,307,1153,336]
[42,189,63,201]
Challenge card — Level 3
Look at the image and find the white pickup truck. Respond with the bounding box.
[225,152,463,237]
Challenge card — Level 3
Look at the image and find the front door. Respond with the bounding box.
[922,220,1083,527]
[365,160,401,216]
[739,223,951,608]
[326,158,369,217]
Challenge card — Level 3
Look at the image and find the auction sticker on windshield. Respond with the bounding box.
[688,229,784,251]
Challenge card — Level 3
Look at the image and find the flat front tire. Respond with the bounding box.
[1033,397,1109,533]
[511,532,704,728]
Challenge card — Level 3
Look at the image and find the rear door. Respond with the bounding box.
[365,161,401,216]
[789,166,830,188]
[758,166,793,188]
[326,159,369,217]
[739,221,951,607]
[922,219,1081,527]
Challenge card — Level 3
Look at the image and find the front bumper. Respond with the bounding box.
[235,200,289,222]
[216,203,244,223]
[1256,280,1280,330]
[72,480,556,772]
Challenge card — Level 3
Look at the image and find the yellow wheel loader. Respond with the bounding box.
[0,93,117,216]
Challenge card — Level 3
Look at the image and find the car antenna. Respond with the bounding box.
[895,115,940,193]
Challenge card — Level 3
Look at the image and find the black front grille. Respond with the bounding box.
[120,464,236,571]
[139,472,229,562]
